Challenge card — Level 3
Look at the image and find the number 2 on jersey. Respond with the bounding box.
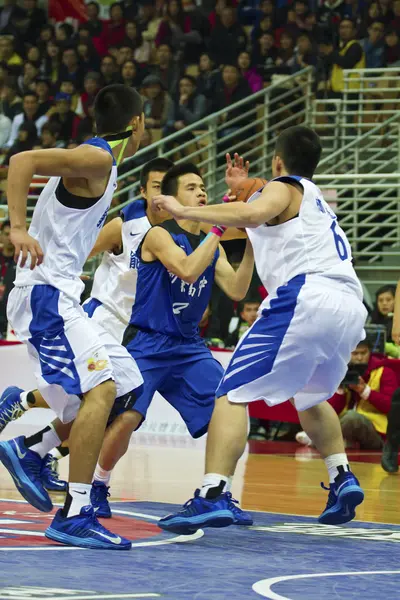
[330,220,348,261]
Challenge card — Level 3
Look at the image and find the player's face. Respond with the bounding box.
[377,291,395,316]
[350,344,370,365]
[143,171,166,202]
[176,174,207,207]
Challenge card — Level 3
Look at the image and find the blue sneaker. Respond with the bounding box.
[318,472,364,525]
[0,436,52,512]
[226,493,253,526]
[158,489,235,534]
[0,387,25,433]
[45,505,131,550]
[41,454,68,492]
[91,480,112,518]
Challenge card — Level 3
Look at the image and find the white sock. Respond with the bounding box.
[226,477,233,493]
[27,425,61,459]
[49,447,63,460]
[66,483,92,517]
[324,453,350,484]
[200,473,229,498]
[94,464,112,486]
[20,391,30,411]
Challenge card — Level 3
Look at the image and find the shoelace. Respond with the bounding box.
[0,402,24,428]
[94,484,110,501]
[45,456,59,478]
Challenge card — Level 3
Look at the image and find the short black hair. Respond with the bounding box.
[87,1,100,12]
[357,338,372,350]
[140,158,174,187]
[274,125,322,179]
[376,284,396,299]
[180,74,197,87]
[239,297,260,313]
[94,84,142,135]
[23,91,38,100]
[161,163,202,196]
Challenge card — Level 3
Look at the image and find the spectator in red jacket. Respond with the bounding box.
[101,2,126,49]
[329,339,397,449]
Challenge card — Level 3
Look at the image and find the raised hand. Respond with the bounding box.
[10,228,44,270]
[225,153,250,191]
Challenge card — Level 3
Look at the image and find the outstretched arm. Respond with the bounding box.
[152,181,292,229]
[215,240,254,301]
[142,227,221,284]
[7,145,113,268]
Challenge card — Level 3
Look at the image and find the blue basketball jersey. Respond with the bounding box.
[129,221,219,339]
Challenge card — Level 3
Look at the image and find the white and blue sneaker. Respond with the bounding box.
[319,471,364,525]
[0,387,25,433]
[91,480,112,518]
[41,454,68,492]
[226,493,253,526]
[45,505,131,550]
[0,436,53,512]
[158,489,235,534]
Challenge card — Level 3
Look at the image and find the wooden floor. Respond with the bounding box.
[1,430,398,526]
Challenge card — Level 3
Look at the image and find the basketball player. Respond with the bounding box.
[0,85,146,550]
[152,126,368,533]
[88,162,255,523]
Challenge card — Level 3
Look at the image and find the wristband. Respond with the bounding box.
[222,195,230,203]
[211,225,227,237]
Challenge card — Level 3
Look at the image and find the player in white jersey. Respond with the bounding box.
[153,125,368,534]
[0,84,146,550]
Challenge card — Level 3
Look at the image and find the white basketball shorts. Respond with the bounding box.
[216,273,368,411]
[7,285,143,423]
[82,297,126,344]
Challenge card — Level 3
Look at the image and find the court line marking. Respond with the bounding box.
[0,500,204,551]
[2,496,400,528]
[0,592,161,600]
[252,570,400,600]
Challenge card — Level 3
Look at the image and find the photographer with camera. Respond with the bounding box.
[297,338,397,449]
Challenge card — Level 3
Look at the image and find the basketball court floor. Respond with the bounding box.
[1,421,400,600]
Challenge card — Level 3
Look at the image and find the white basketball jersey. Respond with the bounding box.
[89,199,151,325]
[14,138,117,302]
[246,175,362,299]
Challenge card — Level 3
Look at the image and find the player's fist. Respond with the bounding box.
[152,194,186,219]
[10,227,44,270]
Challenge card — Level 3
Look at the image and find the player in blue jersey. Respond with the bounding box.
[153,127,367,534]
[0,85,146,550]
[89,162,255,522]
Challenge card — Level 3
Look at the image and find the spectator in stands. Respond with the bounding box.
[275,8,301,43]
[1,77,22,121]
[317,0,346,36]
[392,0,400,29]
[48,92,80,145]
[138,0,162,43]
[102,2,126,48]
[251,15,274,43]
[225,298,260,348]
[208,6,247,65]
[298,339,398,449]
[0,220,16,337]
[238,0,275,28]
[17,0,46,46]
[252,31,278,83]
[100,54,119,86]
[5,91,47,149]
[361,20,385,69]
[369,284,396,343]
[149,43,181,97]
[77,40,100,73]
[0,35,22,71]
[27,45,41,65]
[237,51,263,92]
[116,44,134,66]
[76,102,95,143]
[59,48,85,92]
[123,21,152,65]
[196,52,221,99]
[3,120,38,165]
[276,32,296,72]
[384,28,400,66]
[59,80,82,116]
[17,60,38,96]
[35,77,52,117]
[164,74,207,135]
[120,59,142,87]
[0,112,11,148]
[319,18,365,95]
[85,1,104,38]
[377,0,394,25]
[156,0,186,50]
[212,64,252,134]
[0,1,25,36]
[142,74,173,130]
[56,23,74,46]
[292,32,318,72]
[38,121,62,149]
[42,40,60,84]
[38,23,54,53]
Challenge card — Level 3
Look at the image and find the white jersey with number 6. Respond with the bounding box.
[246,175,362,301]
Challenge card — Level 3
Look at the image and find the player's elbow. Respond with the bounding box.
[180,270,197,284]
[227,289,246,302]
